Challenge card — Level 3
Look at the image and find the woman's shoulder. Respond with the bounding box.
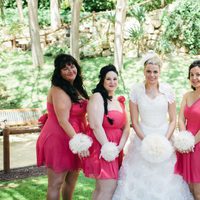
[130,82,145,93]
[159,82,175,104]
[89,92,103,102]
[51,86,71,102]
[159,82,173,90]
[130,82,144,89]
[183,91,193,100]
[129,82,145,95]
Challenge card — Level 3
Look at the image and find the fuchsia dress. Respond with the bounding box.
[175,99,200,183]
[36,100,87,173]
[83,96,126,180]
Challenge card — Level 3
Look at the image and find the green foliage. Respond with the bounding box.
[6,21,24,36]
[0,7,50,28]
[129,5,146,23]
[83,0,116,12]
[4,0,49,9]
[128,5,146,57]
[44,43,70,57]
[38,0,50,9]
[162,0,200,55]
[4,0,17,8]
[128,0,175,12]
[60,8,71,24]
[155,35,174,55]
[37,8,50,27]
[0,50,198,112]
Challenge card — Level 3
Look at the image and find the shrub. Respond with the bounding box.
[83,0,116,12]
[162,0,200,55]
[128,0,175,12]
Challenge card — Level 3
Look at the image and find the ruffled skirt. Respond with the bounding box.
[112,133,193,200]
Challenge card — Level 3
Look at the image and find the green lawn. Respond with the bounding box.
[0,50,199,111]
[0,172,94,200]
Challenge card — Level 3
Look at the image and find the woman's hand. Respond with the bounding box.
[78,150,90,158]
[177,146,194,154]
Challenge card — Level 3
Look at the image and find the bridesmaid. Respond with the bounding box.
[175,60,200,200]
[83,64,130,200]
[36,54,89,200]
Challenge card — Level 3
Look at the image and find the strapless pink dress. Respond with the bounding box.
[36,100,87,173]
[82,96,126,179]
[175,99,200,183]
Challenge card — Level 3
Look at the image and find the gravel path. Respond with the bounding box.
[0,165,46,181]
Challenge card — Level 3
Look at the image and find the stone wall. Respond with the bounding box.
[1,5,189,57]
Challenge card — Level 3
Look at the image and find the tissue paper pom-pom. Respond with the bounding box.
[69,133,92,154]
[173,131,195,152]
[141,134,173,163]
[100,142,119,162]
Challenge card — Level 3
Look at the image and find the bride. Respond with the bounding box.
[112,51,193,200]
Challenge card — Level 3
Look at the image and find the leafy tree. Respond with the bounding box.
[83,0,116,12]
[128,5,146,57]
[162,0,200,55]
[128,0,175,12]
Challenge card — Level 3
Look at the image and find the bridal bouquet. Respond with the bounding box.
[100,142,119,162]
[141,134,173,163]
[69,133,93,154]
[173,131,195,152]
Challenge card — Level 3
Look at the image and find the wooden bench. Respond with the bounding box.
[0,108,42,173]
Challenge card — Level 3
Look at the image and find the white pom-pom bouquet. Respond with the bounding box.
[173,130,195,152]
[100,142,119,162]
[69,133,92,154]
[141,134,173,163]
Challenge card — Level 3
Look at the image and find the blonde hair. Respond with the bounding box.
[142,51,162,68]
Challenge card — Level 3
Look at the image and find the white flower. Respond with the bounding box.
[173,131,195,152]
[100,142,119,162]
[69,133,93,154]
[141,134,173,163]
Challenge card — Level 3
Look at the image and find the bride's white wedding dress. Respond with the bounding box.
[112,83,193,200]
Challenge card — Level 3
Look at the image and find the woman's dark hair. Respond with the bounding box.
[51,54,88,102]
[188,60,200,90]
[92,64,118,125]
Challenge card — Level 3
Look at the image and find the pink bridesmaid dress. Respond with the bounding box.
[36,100,87,173]
[82,96,126,180]
[175,99,200,183]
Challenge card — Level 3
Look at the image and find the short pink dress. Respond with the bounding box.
[36,100,87,173]
[175,98,200,183]
[82,96,126,180]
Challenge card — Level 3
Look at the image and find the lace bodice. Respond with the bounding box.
[129,82,175,128]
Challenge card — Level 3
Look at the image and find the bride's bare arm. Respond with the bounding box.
[165,102,176,139]
[118,111,130,151]
[129,100,145,140]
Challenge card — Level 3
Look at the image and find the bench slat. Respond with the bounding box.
[0,108,41,126]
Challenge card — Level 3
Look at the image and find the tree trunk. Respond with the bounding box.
[161,0,165,7]
[0,0,4,18]
[70,0,82,61]
[114,0,127,71]
[27,0,44,68]
[16,0,24,23]
[50,0,61,30]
